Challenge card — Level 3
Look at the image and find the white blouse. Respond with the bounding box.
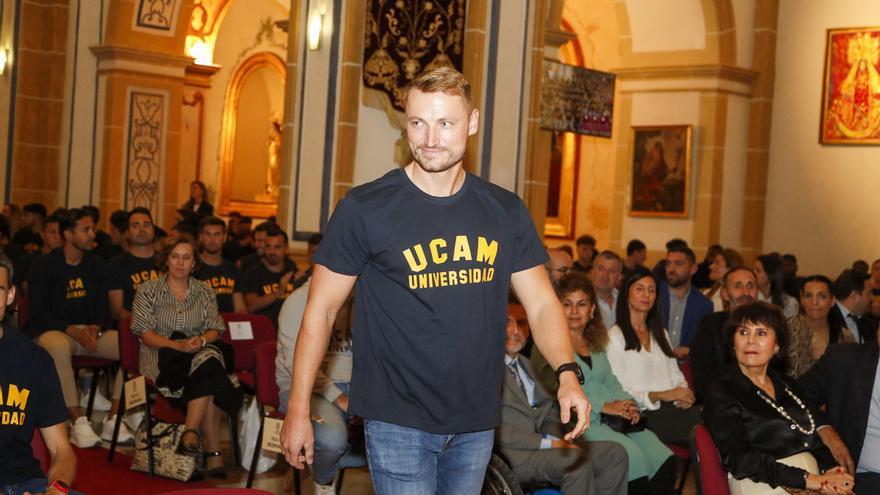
[605,324,688,411]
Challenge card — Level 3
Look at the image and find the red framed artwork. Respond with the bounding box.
[820,27,880,144]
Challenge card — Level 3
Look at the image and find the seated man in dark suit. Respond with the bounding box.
[800,326,880,494]
[689,266,757,400]
[832,269,878,344]
[496,299,628,495]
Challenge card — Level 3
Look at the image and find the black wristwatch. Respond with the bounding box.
[555,362,585,384]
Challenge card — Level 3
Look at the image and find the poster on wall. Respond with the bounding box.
[820,27,880,144]
[540,59,615,138]
[629,126,691,218]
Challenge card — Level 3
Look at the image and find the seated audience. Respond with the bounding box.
[533,276,673,494]
[692,244,722,290]
[94,209,127,260]
[292,233,323,287]
[130,236,242,479]
[852,260,870,276]
[0,256,82,495]
[703,247,744,311]
[27,208,128,447]
[242,225,297,327]
[196,216,245,314]
[606,267,700,446]
[106,208,159,324]
[659,245,713,358]
[832,269,877,344]
[787,275,854,378]
[2,203,21,235]
[499,295,628,495]
[238,221,274,272]
[690,266,758,399]
[572,234,597,273]
[12,213,63,292]
[180,180,214,219]
[870,258,880,318]
[221,215,253,263]
[277,278,356,494]
[544,247,573,290]
[703,302,854,494]
[800,326,880,494]
[781,253,802,299]
[754,254,800,318]
[12,203,47,256]
[651,238,687,285]
[622,239,647,283]
[591,250,622,328]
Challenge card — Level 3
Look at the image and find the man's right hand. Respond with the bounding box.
[65,324,98,353]
[550,439,581,449]
[280,413,314,469]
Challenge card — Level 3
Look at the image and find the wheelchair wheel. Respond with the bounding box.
[482,453,524,495]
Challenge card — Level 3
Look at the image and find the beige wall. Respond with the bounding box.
[764,0,880,275]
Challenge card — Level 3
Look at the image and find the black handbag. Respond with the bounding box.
[600,412,647,434]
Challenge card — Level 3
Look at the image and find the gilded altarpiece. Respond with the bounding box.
[363,0,467,150]
[125,91,168,217]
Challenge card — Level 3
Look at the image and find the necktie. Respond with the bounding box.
[507,361,528,398]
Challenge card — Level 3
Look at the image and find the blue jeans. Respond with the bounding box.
[1,478,84,495]
[311,383,353,485]
[364,419,494,495]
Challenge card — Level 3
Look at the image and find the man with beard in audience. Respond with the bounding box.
[196,216,245,314]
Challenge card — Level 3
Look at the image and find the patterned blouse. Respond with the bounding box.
[131,273,226,383]
[787,314,854,378]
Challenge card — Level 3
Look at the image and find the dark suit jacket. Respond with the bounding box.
[799,343,880,466]
[690,311,730,400]
[829,305,878,344]
[497,354,566,467]
[659,283,714,348]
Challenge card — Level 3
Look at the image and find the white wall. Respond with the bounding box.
[352,103,398,186]
[623,0,706,53]
[764,0,880,275]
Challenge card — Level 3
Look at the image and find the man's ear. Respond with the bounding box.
[6,285,14,307]
[468,108,480,136]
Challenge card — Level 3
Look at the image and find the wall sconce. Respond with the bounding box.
[0,48,9,76]
[186,36,213,66]
[308,13,324,50]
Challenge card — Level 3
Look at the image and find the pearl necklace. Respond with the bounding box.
[756,387,816,436]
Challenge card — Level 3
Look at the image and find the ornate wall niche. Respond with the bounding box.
[124,89,170,218]
[217,51,286,218]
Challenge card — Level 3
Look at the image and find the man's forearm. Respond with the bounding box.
[245,292,277,312]
[529,302,575,370]
[287,308,336,417]
[46,445,77,486]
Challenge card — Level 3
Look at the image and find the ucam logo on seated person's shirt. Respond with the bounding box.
[314,168,547,434]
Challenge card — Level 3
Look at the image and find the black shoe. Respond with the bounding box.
[176,428,202,457]
[204,450,228,480]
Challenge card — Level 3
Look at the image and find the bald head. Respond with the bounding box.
[545,248,573,287]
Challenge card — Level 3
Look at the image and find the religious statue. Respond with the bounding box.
[266,114,282,198]
[826,32,880,140]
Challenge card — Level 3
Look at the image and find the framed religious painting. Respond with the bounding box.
[629,125,692,218]
[820,27,880,144]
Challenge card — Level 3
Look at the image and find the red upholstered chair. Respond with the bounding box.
[668,442,692,494]
[679,360,695,391]
[19,296,117,420]
[692,423,731,495]
[220,313,276,392]
[31,429,50,474]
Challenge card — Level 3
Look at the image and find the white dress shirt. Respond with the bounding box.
[836,301,862,343]
[597,289,619,328]
[606,325,688,410]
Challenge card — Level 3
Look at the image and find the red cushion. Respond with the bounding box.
[236,371,255,390]
[694,424,730,495]
[668,442,691,460]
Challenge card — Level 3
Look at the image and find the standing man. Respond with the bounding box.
[241,224,297,326]
[591,250,622,328]
[280,68,589,495]
[0,256,82,495]
[106,208,159,324]
[27,209,129,447]
[196,216,245,314]
[659,245,713,358]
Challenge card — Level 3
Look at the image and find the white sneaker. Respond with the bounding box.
[70,417,101,448]
[313,481,336,495]
[79,388,112,412]
[123,410,145,432]
[101,415,134,444]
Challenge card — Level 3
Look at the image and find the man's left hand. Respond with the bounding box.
[818,426,855,474]
[557,374,590,441]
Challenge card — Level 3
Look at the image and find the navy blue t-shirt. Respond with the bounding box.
[315,169,547,433]
[0,327,68,485]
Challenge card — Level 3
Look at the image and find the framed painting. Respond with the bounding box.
[629,125,691,218]
[540,59,615,138]
[820,27,880,144]
[544,131,579,238]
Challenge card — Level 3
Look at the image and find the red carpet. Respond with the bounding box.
[72,447,216,495]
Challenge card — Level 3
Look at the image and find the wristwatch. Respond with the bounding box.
[47,480,70,494]
[555,362,585,384]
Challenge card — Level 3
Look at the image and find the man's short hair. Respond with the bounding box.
[723,265,756,287]
[199,216,226,233]
[852,260,870,274]
[59,208,91,233]
[44,214,61,228]
[576,235,597,248]
[404,67,473,111]
[263,224,288,244]
[626,239,646,256]
[80,205,100,224]
[253,221,277,235]
[666,238,688,250]
[23,203,47,218]
[667,245,696,264]
[129,206,153,223]
[595,250,622,265]
[227,211,242,219]
[109,210,129,232]
[173,222,199,240]
[307,233,323,246]
[782,254,798,264]
[834,269,869,300]
[239,216,253,225]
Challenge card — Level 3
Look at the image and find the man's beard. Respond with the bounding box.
[204,246,221,256]
[667,274,688,288]
[409,143,465,173]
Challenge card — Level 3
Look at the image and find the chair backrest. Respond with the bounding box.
[253,341,279,409]
[17,296,29,331]
[680,360,694,391]
[118,315,141,373]
[220,313,276,372]
[31,429,49,474]
[692,423,730,495]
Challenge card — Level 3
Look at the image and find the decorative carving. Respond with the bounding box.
[363,0,467,114]
[136,0,181,32]
[234,17,288,66]
[125,92,166,216]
